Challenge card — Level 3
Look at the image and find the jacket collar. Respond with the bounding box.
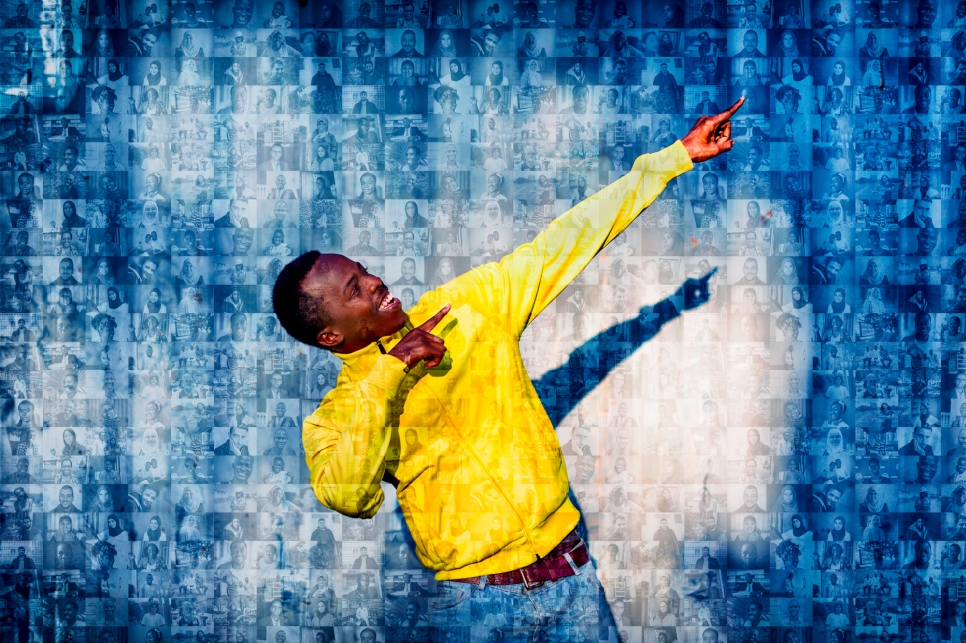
[337,318,413,371]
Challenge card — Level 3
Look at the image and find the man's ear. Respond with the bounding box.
[316,327,342,350]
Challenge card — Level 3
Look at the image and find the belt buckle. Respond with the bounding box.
[520,565,544,590]
[567,538,586,555]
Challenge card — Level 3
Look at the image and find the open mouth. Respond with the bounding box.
[378,291,400,312]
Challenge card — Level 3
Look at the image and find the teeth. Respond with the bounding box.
[379,294,394,310]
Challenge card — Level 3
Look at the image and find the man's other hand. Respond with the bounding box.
[389,304,451,369]
[677,268,717,311]
[680,97,744,163]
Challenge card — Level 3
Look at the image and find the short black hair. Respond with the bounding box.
[272,251,333,348]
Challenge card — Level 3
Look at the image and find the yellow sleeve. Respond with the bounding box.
[302,353,409,518]
[440,141,693,336]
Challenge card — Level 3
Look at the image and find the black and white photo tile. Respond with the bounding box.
[0,0,963,640]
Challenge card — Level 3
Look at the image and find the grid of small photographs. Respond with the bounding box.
[2,0,966,639]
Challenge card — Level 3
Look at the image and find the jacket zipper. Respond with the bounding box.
[420,378,540,560]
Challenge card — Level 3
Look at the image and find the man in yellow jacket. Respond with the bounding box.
[273,98,743,639]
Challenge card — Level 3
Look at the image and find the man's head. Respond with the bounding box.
[230,540,247,565]
[740,543,756,565]
[232,455,253,482]
[273,428,289,449]
[742,30,759,52]
[825,28,842,52]
[399,29,417,54]
[826,485,842,507]
[573,0,595,26]
[59,485,75,510]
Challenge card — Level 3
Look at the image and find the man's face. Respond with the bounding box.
[233,456,253,481]
[574,0,595,25]
[743,31,758,51]
[233,231,254,254]
[273,201,288,222]
[231,315,248,339]
[398,88,415,111]
[917,0,937,25]
[232,543,247,565]
[481,32,500,53]
[827,489,841,507]
[743,260,758,281]
[914,200,928,221]
[274,429,288,449]
[400,31,416,52]
[59,487,74,509]
[826,260,841,279]
[401,259,415,280]
[741,545,754,564]
[918,455,938,480]
[233,0,254,24]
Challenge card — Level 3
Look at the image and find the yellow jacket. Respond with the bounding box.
[303,141,693,579]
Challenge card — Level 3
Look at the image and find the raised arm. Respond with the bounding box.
[440,99,743,337]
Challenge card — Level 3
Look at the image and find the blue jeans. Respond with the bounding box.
[428,559,617,643]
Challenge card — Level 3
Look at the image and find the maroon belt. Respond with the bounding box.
[450,530,589,589]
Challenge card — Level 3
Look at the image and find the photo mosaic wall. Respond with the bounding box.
[1,0,965,640]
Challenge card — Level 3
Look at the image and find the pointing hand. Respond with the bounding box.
[681,97,745,163]
[389,304,451,369]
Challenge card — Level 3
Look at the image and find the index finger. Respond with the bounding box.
[418,303,452,331]
[711,96,745,124]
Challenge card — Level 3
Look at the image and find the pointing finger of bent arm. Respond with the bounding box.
[418,303,452,332]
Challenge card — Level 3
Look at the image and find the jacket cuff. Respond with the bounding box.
[633,139,694,175]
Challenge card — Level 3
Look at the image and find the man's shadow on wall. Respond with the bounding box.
[533,269,717,545]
